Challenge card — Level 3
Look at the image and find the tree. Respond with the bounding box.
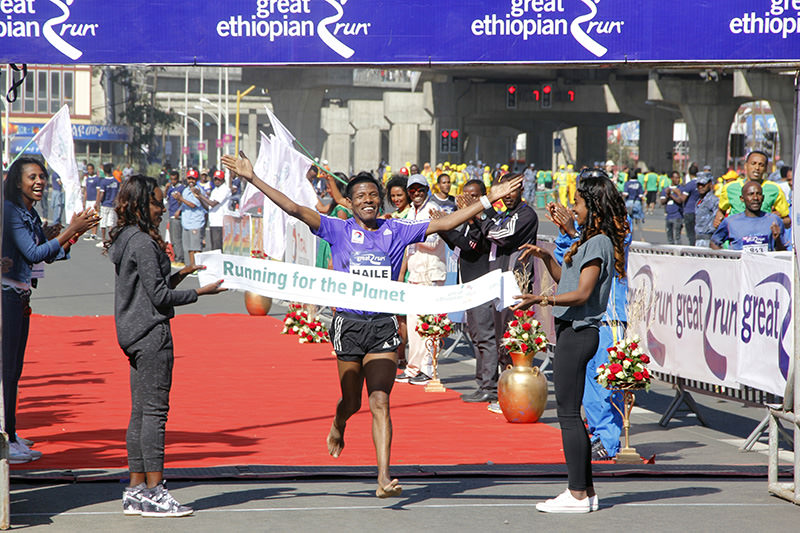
[107,66,175,168]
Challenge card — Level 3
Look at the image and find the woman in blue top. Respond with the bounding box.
[223,152,521,498]
[513,173,629,513]
[2,156,98,464]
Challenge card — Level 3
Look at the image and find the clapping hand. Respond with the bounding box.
[455,192,478,211]
[771,220,782,240]
[517,243,549,262]
[42,221,63,240]
[428,208,446,220]
[545,202,577,237]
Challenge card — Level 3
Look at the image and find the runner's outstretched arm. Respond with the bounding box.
[222,152,321,231]
[426,176,523,236]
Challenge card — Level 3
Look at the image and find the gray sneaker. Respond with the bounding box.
[140,481,193,518]
[408,372,431,385]
[122,483,146,516]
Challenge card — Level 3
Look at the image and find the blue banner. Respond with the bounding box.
[0,1,798,65]
[11,122,132,141]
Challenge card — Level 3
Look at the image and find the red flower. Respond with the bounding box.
[510,320,519,327]
[525,310,534,317]
[421,323,429,330]
[640,354,650,363]
[513,310,523,318]
[598,364,606,371]
[629,342,638,350]
[503,332,511,338]
[643,369,650,379]
[519,343,529,352]
[633,372,644,381]
[522,323,532,331]
[607,374,616,381]
[607,346,617,353]
[609,363,623,374]
[444,324,452,331]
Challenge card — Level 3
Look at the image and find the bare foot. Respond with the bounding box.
[327,421,345,458]
[376,479,402,498]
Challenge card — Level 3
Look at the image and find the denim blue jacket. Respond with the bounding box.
[2,200,67,285]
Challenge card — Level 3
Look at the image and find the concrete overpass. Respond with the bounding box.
[241,66,796,174]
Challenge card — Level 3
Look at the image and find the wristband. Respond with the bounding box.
[479,195,492,210]
[68,237,78,245]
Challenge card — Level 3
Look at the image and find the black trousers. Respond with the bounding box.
[2,287,31,443]
[553,319,599,491]
[123,322,174,473]
[466,301,498,393]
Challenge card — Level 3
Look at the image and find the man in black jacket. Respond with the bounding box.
[480,172,539,384]
[438,180,499,403]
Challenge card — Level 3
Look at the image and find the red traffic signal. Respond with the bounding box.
[532,89,540,101]
[441,130,450,138]
[507,85,517,94]
[543,84,552,94]
[567,90,575,102]
[451,130,459,139]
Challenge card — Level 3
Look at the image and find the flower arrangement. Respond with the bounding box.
[596,335,651,391]
[281,303,330,344]
[415,313,453,338]
[501,309,548,354]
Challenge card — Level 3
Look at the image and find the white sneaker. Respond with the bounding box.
[590,494,599,512]
[95,241,105,248]
[8,441,32,464]
[14,440,42,461]
[536,489,591,513]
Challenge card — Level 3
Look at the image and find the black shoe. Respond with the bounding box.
[591,439,613,461]
[462,391,497,403]
[408,372,431,386]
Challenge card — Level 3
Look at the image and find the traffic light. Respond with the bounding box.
[449,129,460,153]
[440,129,450,153]
[567,89,575,102]
[506,84,517,109]
[763,131,776,154]
[542,84,552,108]
[532,89,540,102]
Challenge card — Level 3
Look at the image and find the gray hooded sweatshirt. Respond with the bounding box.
[109,226,198,350]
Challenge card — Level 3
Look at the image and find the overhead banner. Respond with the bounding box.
[1,1,799,65]
[195,252,520,315]
[627,251,792,396]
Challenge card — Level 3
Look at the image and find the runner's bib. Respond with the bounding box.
[742,234,769,253]
[350,251,391,279]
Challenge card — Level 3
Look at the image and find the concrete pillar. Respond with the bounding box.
[245,110,258,163]
[767,99,795,166]
[525,128,555,169]
[384,92,430,169]
[733,70,795,164]
[268,87,325,157]
[320,104,354,174]
[576,124,608,169]
[682,102,738,174]
[638,108,677,172]
[349,100,389,173]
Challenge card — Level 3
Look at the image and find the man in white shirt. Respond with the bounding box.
[194,170,231,251]
[396,174,447,385]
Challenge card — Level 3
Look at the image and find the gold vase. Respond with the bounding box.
[497,351,548,423]
[244,291,272,316]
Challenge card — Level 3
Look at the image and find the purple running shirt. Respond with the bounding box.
[313,215,429,314]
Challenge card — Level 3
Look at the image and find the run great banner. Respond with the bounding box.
[627,251,792,397]
[1,1,799,64]
[196,252,520,315]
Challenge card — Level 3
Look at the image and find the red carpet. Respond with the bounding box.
[13,314,563,471]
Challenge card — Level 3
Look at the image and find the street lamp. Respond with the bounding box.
[235,85,256,156]
[177,111,203,170]
[194,103,222,169]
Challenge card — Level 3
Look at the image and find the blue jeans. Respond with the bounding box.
[666,218,683,244]
[48,189,65,225]
[583,323,624,456]
[2,286,32,443]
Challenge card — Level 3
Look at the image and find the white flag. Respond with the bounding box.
[265,107,295,146]
[32,105,82,217]
[239,132,271,214]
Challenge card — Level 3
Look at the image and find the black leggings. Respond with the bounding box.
[553,319,599,491]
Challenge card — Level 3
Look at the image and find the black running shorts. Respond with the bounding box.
[330,311,402,362]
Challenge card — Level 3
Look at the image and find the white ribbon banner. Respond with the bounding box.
[196,252,520,315]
